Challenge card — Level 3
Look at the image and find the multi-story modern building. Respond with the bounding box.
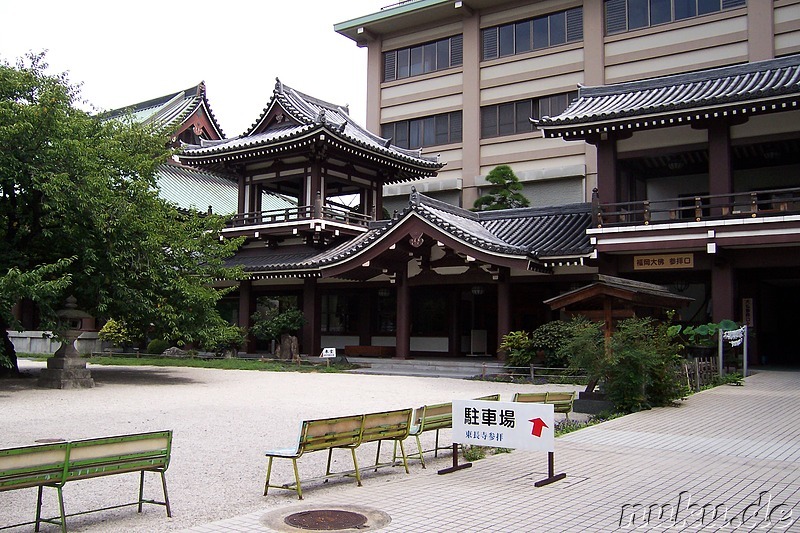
[336,0,800,364]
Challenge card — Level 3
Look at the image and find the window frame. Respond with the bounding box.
[382,111,463,149]
[480,92,578,139]
[383,35,464,82]
[605,0,745,35]
[482,7,584,61]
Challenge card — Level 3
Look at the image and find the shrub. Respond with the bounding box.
[198,324,247,357]
[98,319,131,347]
[500,330,535,367]
[146,339,170,355]
[531,320,575,367]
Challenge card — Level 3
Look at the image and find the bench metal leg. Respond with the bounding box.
[56,486,66,533]
[292,459,303,500]
[138,470,145,513]
[374,440,382,472]
[350,448,361,487]
[264,457,273,496]
[434,429,440,457]
[414,434,426,469]
[160,471,172,517]
[396,439,409,474]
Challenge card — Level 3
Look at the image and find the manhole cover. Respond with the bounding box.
[284,509,368,530]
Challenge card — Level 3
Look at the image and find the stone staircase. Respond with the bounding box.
[345,357,506,379]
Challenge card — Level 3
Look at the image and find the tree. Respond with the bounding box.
[0,53,245,375]
[473,164,530,211]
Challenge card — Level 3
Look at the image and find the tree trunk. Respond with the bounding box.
[0,318,20,378]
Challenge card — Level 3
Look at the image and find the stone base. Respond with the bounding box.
[37,357,95,389]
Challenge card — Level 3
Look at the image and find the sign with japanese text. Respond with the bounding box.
[633,253,694,270]
[452,400,555,453]
[320,347,337,358]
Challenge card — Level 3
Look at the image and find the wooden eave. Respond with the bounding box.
[545,280,693,311]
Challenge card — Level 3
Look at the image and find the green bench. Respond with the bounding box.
[513,391,576,419]
[264,408,413,500]
[0,430,173,532]
[402,394,500,468]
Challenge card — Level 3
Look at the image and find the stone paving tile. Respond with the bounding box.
[188,371,800,532]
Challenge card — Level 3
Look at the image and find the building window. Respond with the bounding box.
[480,92,577,139]
[382,111,462,149]
[482,8,583,61]
[605,0,746,34]
[383,35,463,82]
[321,294,357,334]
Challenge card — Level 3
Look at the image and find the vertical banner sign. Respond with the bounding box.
[452,400,555,452]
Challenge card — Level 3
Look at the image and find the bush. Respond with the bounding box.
[531,320,575,367]
[198,324,247,357]
[500,330,535,367]
[146,339,170,355]
[98,318,131,347]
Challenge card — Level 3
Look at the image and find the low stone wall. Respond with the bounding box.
[8,330,103,355]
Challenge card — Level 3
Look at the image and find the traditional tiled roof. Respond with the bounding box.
[224,191,593,276]
[178,79,441,182]
[156,162,294,215]
[538,54,800,139]
[105,82,224,138]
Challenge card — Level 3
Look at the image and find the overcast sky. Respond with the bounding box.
[0,1,388,136]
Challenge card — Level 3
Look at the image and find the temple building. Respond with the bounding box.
[177,80,595,358]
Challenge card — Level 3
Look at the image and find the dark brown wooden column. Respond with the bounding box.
[708,121,733,216]
[712,259,735,322]
[596,138,618,204]
[309,159,323,217]
[237,175,246,214]
[303,278,321,357]
[496,269,511,361]
[395,268,410,360]
[358,291,371,346]
[238,280,253,353]
[448,288,461,356]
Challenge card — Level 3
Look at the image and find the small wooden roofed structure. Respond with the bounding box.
[544,275,693,337]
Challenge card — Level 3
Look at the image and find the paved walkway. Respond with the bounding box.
[190,370,800,532]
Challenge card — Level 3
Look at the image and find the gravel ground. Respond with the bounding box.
[1,359,580,532]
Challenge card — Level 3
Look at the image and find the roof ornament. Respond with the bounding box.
[317,109,326,124]
[410,186,420,207]
[383,137,392,148]
[337,122,346,133]
[274,78,283,94]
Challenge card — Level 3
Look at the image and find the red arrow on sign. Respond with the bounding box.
[529,417,548,437]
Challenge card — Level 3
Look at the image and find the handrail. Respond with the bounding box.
[226,205,372,229]
[592,186,800,227]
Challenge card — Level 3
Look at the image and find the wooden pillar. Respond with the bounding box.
[237,175,246,214]
[303,278,321,357]
[448,289,461,357]
[712,260,735,323]
[358,291,371,347]
[238,280,253,353]
[395,268,410,360]
[708,121,733,216]
[596,138,618,204]
[310,160,323,217]
[496,269,511,361]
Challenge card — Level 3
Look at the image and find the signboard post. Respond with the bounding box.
[319,347,337,367]
[445,399,566,487]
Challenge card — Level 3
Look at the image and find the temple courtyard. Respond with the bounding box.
[1,360,799,532]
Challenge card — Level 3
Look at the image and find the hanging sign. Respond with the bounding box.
[633,253,694,270]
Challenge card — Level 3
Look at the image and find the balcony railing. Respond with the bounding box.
[592,186,800,228]
[226,205,373,229]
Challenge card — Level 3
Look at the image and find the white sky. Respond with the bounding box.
[0,1,388,136]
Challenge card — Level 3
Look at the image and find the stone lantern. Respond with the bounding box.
[37,296,95,389]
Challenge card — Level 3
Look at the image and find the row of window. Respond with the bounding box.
[382,1,747,82]
[383,35,463,82]
[482,8,583,61]
[380,92,576,148]
[606,0,745,34]
[480,92,578,139]
[381,111,463,150]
